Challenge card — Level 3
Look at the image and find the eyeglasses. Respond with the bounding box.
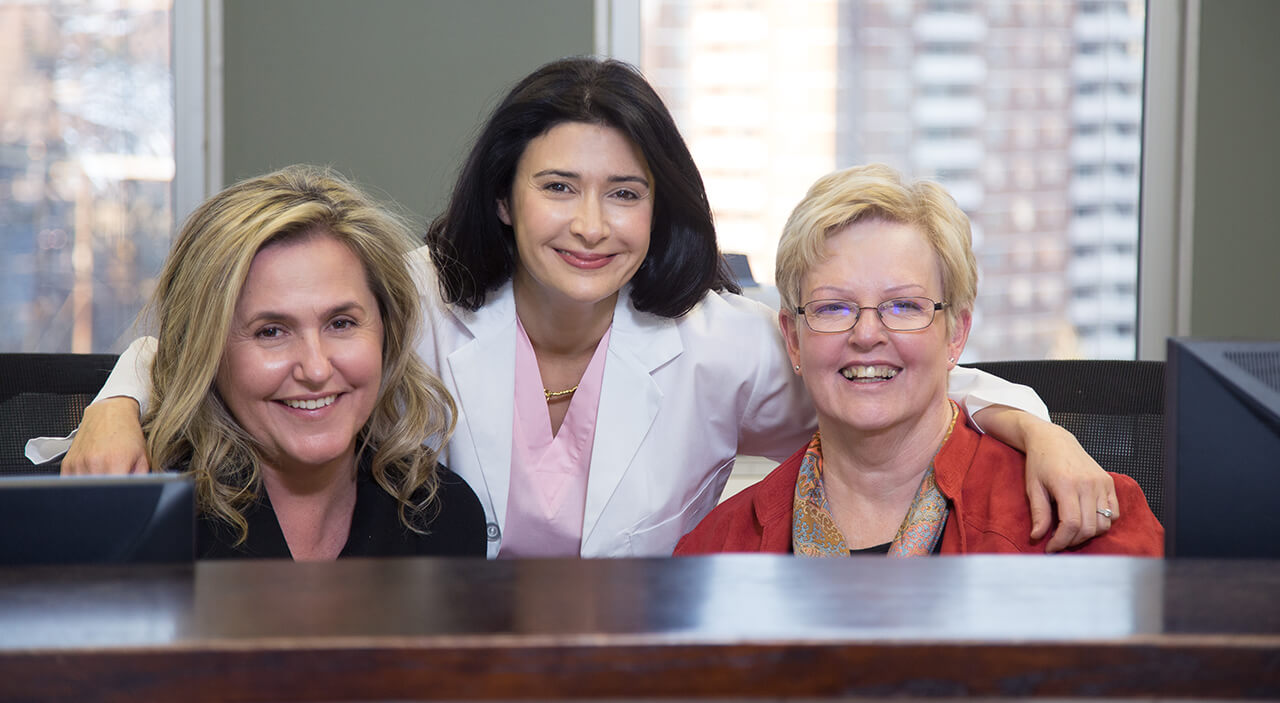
[796,297,948,333]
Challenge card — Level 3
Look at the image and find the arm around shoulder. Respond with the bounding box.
[1069,473,1165,556]
[25,336,156,473]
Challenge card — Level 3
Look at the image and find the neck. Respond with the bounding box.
[258,449,359,561]
[512,274,616,357]
[818,397,954,504]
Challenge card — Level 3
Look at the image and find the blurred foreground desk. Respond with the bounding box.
[1,555,1277,701]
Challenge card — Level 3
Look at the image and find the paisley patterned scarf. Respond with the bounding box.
[792,401,959,557]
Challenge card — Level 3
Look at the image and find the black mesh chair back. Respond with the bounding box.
[0,353,118,476]
[965,360,1165,522]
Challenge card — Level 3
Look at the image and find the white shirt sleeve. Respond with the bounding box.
[947,364,1050,429]
[23,336,156,464]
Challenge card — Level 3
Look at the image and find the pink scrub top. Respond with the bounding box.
[498,320,611,558]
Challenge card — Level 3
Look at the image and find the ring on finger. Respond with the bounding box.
[1097,507,1114,519]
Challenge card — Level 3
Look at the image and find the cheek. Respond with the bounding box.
[800,334,841,364]
[628,207,654,252]
[217,346,290,403]
[511,193,563,236]
[898,331,950,369]
[335,334,385,388]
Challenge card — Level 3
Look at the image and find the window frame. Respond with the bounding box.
[173,0,221,227]
[604,0,1196,361]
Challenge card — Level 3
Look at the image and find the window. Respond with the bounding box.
[1,1,174,352]
[641,0,1145,360]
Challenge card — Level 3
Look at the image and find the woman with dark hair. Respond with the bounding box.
[46,57,1120,558]
[428,57,732,319]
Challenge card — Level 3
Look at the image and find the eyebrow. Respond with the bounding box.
[240,301,368,326]
[809,283,928,298]
[531,169,650,188]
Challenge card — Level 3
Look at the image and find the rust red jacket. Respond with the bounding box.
[675,414,1164,556]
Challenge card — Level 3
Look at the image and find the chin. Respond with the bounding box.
[280,439,359,469]
[823,403,913,435]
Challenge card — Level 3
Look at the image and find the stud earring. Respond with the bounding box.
[948,357,956,363]
[793,364,801,373]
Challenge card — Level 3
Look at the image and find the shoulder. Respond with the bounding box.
[1067,472,1165,556]
[613,288,785,374]
[347,462,487,558]
[673,486,759,555]
[431,465,485,523]
[407,246,439,300]
[936,414,1026,496]
[675,447,804,555]
[416,465,488,556]
[653,289,787,368]
[676,289,780,330]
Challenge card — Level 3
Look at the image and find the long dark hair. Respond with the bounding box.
[425,56,739,318]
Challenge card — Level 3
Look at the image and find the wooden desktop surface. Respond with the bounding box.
[0,555,1277,701]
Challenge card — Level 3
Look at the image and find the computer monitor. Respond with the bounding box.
[1164,338,1280,557]
[0,473,195,565]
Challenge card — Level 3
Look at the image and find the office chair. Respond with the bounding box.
[0,353,118,476]
[965,360,1165,523]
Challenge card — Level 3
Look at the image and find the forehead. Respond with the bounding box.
[517,121,650,174]
[237,233,374,308]
[804,219,941,295]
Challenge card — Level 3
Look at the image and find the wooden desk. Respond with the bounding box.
[0,556,1276,701]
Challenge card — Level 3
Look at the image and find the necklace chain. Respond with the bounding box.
[543,384,579,401]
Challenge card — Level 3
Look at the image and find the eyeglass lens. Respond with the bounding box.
[803,297,939,332]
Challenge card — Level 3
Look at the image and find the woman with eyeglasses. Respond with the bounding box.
[43,59,1122,558]
[676,164,1163,556]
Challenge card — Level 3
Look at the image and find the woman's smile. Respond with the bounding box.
[556,248,617,269]
[839,364,901,382]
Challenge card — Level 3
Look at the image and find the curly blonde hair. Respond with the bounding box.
[142,165,455,544]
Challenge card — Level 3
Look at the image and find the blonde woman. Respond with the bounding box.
[143,166,484,559]
[677,165,1162,556]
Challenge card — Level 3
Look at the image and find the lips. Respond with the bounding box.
[839,365,900,382]
[556,249,615,270]
[279,394,338,410]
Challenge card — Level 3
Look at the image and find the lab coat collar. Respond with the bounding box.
[445,281,518,540]
[580,290,682,553]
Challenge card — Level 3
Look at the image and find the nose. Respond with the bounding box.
[292,334,334,386]
[848,306,888,347]
[569,195,608,245]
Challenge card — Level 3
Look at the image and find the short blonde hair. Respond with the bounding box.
[775,163,977,336]
[142,165,455,544]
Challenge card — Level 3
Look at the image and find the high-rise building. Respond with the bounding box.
[643,0,1144,361]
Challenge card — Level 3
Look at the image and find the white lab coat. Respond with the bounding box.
[28,246,1048,558]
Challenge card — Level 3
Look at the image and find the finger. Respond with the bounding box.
[1072,483,1102,546]
[1094,500,1113,534]
[130,455,151,475]
[1027,484,1052,540]
[93,458,133,476]
[1103,474,1120,522]
[1045,490,1084,553]
[1092,492,1118,534]
[61,446,89,476]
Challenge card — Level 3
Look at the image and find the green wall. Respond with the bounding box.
[222,0,595,228]
[1189,0,1280,339]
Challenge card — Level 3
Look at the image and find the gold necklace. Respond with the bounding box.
[544,384,579,401]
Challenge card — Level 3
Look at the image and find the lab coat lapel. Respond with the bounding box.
[444,284,517,533]
[581,294,682,550]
